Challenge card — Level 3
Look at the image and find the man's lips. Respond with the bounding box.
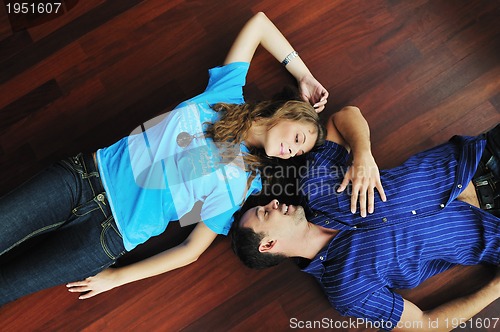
[281,204,295,215]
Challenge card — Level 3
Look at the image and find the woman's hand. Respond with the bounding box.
[66,268,121,300]
[65,223,218,300]
[223,12,328,111]
[298,73,329,113]
[337,151,386,217]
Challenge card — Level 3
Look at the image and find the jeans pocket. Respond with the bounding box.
[61,154,85,174]
[100,217,126,260]
[72,198,101,217]
[62,154,99,179]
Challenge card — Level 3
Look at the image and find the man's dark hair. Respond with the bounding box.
[230,208,287,269]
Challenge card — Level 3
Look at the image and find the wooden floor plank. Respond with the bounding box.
[0,0,144,84]
[0,1,13,41]
[0,41,87,108]
[27,0,106,42]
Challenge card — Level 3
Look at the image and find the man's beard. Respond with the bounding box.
[291,205,306,225]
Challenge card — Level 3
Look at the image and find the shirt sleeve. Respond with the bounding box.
[202,204,238,235]
[200,165,262,236]
[203,62,250,105]
[339,288,404,331]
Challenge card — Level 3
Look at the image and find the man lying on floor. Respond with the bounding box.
[231,107,500,331]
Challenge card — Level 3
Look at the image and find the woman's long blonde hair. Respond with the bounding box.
[205,99,326,187]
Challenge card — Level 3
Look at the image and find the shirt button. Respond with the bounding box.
[382,217,388,222]
[314,213,318,217]
[457,184,463,189]
[353,226,358,229]
[325,220,330,225]
[440,203,445,208]
[319,256,324,261]
[411,210,417,215]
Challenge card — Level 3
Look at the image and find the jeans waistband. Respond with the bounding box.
[473,125,500,216]
[70,153,106,199]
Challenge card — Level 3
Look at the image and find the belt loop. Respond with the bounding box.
[79,152,104,198]
[473,174,499,211]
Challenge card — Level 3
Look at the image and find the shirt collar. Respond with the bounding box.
[301,232,339,278]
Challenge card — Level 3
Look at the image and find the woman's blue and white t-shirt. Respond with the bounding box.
[97,62,261,250]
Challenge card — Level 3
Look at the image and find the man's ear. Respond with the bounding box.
[258,238,276,253]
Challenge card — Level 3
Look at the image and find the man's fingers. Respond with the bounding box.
[368,187,375,214]
[358,191,367,218]
[350,190,358,214]
[377,182,387,202]
[337,176,350,192]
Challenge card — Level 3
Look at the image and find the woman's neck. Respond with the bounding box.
[244,121,265,148]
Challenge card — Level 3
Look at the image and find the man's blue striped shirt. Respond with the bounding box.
[300,135,499,328]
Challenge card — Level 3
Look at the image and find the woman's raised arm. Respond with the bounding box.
[224,12,328,112]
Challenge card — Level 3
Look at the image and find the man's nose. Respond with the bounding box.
[266,199,279,209]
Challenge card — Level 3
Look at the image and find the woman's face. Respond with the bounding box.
[263,120,318,159]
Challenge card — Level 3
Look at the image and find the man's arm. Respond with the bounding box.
[66,222,218,299]
[395,269,500,332]
[223,12,328,112]
[326,106,386,217]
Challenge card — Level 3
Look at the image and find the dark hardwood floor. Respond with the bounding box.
[1,0,499,331]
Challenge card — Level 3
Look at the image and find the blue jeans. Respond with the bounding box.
[0,153,126,305]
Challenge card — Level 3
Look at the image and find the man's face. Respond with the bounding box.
[240,199,307,239]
